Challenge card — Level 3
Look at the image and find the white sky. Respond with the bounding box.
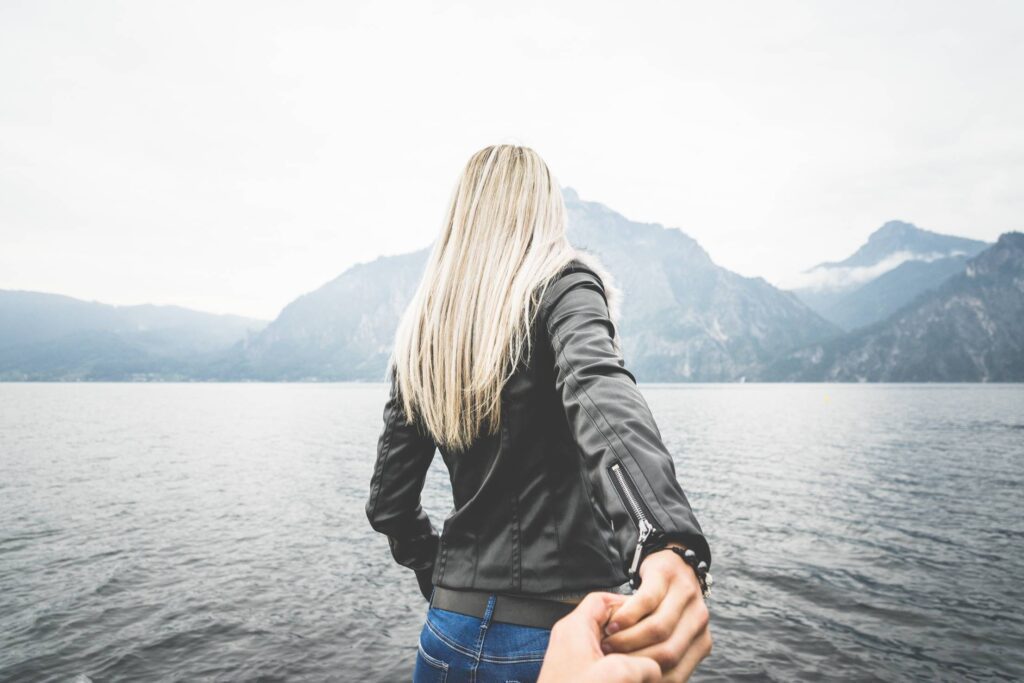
[2,0,1021,320]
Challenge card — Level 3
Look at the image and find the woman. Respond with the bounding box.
[366,144,712,683]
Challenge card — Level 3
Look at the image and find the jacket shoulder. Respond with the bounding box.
[538,262,603,324]
[538,251,623,330]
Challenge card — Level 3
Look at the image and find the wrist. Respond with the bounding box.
[636,537,685,572]
[639,542,688,577]
[636,539,712,599]
[657,546,712,599]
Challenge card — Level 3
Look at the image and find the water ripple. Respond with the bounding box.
[0,383,1022,681]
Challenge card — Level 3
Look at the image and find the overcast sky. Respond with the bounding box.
[2,1,1021,320]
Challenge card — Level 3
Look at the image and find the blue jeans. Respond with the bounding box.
[414,593,553,683]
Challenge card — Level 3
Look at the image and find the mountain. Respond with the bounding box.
[790,221,990,330]
[0,291,267,380]
[207,248,429,381]
[761,233,1024,381]
[559,190,839,381]
[221,188,839,382]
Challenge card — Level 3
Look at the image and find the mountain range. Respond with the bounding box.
[1,189,1019,382]
[789,220,991,330]
[762,232,1024,381]
[0,291,266,381]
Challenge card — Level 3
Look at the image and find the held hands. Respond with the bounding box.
[600,545,712,682]
[538,592,662,683]
[420,550,710,682]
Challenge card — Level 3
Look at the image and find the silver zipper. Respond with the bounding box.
[610,461,658,583]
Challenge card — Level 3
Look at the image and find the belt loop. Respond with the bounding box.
[481,594,497,628]
[472,594,498,661]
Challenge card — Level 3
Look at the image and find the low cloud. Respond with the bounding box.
[784,251,962,292]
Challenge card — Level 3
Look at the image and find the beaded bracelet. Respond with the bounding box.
[643,545,713,599]
[668,546,713,599]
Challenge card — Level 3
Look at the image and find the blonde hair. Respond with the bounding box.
[387,144,578,453]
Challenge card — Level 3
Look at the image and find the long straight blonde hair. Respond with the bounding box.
[386,144,579,453]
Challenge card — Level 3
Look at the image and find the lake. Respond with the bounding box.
[1,383,1022,681]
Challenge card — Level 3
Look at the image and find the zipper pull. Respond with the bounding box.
[628,518,655,584]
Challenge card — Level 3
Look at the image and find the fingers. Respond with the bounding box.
[548,591,630,660]
[601,583,687,655]
[557,591,628,638]
[572,591,629,627]
[545,589,706,683]
[661,625,713,683]
[583,654,662,683]
[622,598,709,671]
[602,564,704,658]
[603,569,669,637]
[539,592,639,683]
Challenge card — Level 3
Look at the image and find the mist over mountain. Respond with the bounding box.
[212,188,838,382]
[0,291,267,380]
[763,233,1024,381]
[3,193,1019,383]
[790,221,990,330]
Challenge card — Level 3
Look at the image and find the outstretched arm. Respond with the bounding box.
[540,268,711,578]
[540,267,712,678]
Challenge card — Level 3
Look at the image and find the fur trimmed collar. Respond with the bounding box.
[571,247,625,349]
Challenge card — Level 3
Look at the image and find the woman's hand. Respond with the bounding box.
[538,592,662,683]
[600,545,712,682]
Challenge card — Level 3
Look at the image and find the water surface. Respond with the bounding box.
[1,383,1022,681]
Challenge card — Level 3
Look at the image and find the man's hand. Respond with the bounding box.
[538,592,662,683]
[600,545,712,682]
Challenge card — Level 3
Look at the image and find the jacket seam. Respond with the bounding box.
[366,397,398,526]
[551,326,674,530]
[511,492,522,591]
[471,526,479,588]
[550,482,563,573]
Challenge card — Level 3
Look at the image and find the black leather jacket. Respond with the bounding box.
[366,257,711,599]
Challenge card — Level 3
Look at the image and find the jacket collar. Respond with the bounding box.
[571,248,624,331]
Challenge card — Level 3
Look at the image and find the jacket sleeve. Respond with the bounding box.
[365,368,440,598]
[540,269,711,581]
